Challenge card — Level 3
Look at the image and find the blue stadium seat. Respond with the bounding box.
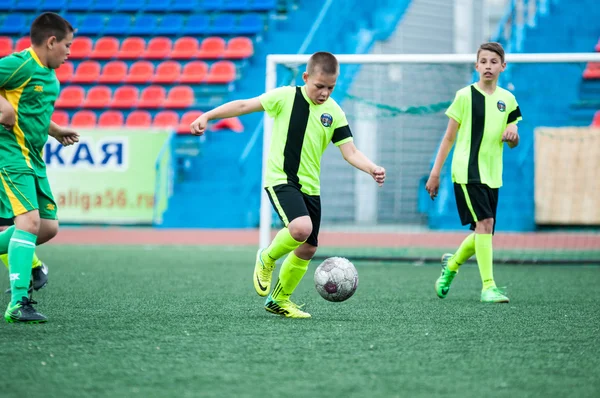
[170,0,196,12]
[222,0,249,11]
[40,0,66,11]
[130,15,157,35]
[0,14,28,35]
[13,0,39,11]
[199,0,221,11]
[117,0,147,12]
[66,0,93,11]
[62,13,78,28]
[182,15,209,35]
[235,13,263,34]
[155,14,183,35]
[208,14,235,35]
[104,14,132,35]
[91,0,119,11]
[0,0,13,11]
[144,0,169,12]
[76,15,104,35]
[250,0,276,11]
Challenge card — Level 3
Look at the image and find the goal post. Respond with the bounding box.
[260,52,600,264]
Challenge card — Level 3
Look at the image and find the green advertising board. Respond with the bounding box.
[45,128,170,224]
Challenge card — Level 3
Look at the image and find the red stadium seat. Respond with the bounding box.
[55,61,74,83]
[125,61,154,83]
[204,61,236,84]
[117,37,146,59]
[15,36,31,52]
[593,111,600,127]
[71,60,101,83]
[69,37,92,59]
[153,111,179,129]
[152,61,181,83]
[71,110,97,128]
[98,110,125,127]
[212,117,244,133]
[111,85,139,108]
[51,110,69,126]
[84,86,111,108]
[55,85,85,108]
[91,37,119,59]
[198,37,225,59]
[171,37,199,59]
[99,61,127,83]
[179,61,208,83]
[126,110,152,128]
[177,111,203,134]
[164,86,194,108]
[583,65,600,79]
[138,85,166,108]
[0,36,13,57]
[224,37,254,59]
[143,37,172,59]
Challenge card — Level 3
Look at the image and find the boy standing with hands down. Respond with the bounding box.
[426,42,522,303]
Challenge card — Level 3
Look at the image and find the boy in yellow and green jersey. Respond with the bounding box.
[190,52,386,318]
[0,12,79,323]
[426,42,522,303]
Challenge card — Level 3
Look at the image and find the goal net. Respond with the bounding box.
[260,53,600,265]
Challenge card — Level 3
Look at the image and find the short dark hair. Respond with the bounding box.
[30,12,74,46]
[307,51,339,75]
[477,42,505,63]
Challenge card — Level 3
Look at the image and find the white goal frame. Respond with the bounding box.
[260,52,600,248]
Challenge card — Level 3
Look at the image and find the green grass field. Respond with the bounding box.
[1,245,598,398]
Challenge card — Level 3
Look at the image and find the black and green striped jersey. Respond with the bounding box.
[446,84,522,188]
[259,85,353,195]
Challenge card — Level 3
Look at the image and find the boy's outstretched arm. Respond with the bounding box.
[339,141,386,186]
[190,97,264,136]
[425,118,459,200]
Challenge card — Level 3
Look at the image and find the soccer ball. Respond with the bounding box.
[314,257,359,302]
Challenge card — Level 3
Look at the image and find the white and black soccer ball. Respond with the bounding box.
[314,257,359,302]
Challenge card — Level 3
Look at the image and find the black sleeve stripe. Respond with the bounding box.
[507,106,522,124]
[332,124,352,144]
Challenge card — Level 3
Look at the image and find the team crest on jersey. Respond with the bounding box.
[497,100,506,112]
[320,113,333,127]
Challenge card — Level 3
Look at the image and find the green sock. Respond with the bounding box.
[1,252,41,269]
[271,252,311,301]
[264,228,305,262]
[448,233,476,272]
[9,229,37,305]
[0,225,15,255]
[475,233,495,290]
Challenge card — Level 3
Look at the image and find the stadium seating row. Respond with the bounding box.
[0,36,254,59]
[51,109,244,133]
[0,13,265,36]
[0,0,277,13]
[56,60,236,84]
[56,85,195,109]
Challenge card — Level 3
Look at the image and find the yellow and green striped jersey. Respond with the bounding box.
[0,48,60,177]
[259,85,353,195]
[446,84,522,189]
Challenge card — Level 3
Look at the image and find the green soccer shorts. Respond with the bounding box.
[0,168,58,220]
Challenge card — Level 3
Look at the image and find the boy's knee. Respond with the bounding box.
[14,212,41,235]
[38,220,59,245]
[477,218,494,233]
[288,217,312,242]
